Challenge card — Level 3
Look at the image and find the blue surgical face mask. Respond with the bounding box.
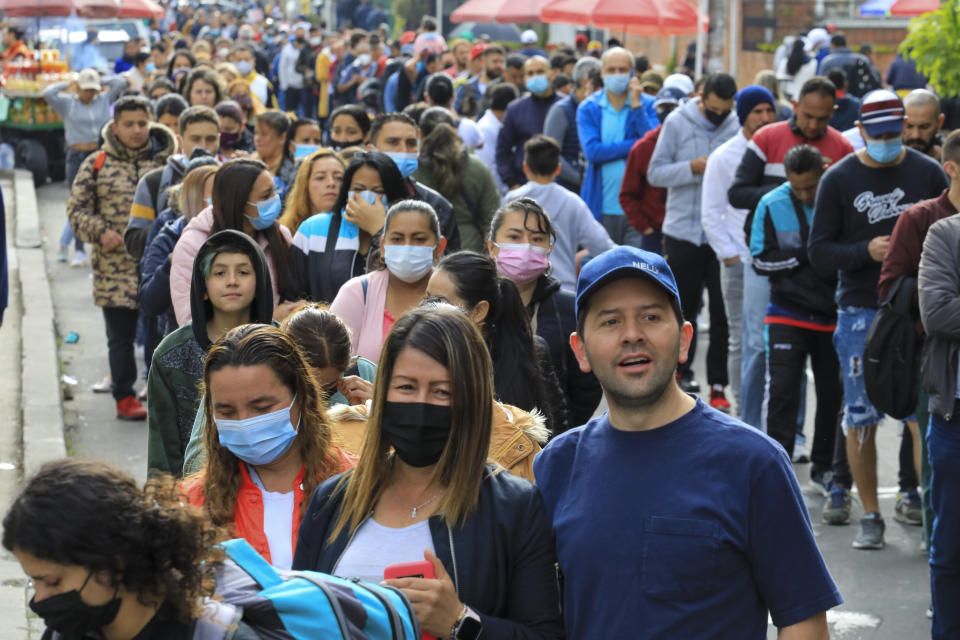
[294,143,321,159]
[384,244,435,283]
[145,61,156,74]
[235,59,253,76]
[205,196,212,208]
[526,75,549,95]
[245,193,281,230]
[603,73,630,95]
[216,395,300,466]
[349,189,387,208]
[864,136,903,164]
[385,151,419,179]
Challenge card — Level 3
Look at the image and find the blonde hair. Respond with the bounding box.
[179,165,219,219]
[278,149,346,232]
[329,303,493,542]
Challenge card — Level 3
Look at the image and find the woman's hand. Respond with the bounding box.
[338,375,373,405]
[272,300,299,323]
[343,191,386,236]
[383,550,463,637]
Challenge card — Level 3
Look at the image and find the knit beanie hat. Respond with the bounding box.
[736,85,776,126]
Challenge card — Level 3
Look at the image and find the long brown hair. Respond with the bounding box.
[280,302,353,372]
[198,325,342,528]
[330,303,493,541]
[278,149,345,233]
[211,158,292,295]
[179,164,219,220]
[419,122,463,199]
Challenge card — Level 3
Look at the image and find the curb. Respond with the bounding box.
[11,169,67,478]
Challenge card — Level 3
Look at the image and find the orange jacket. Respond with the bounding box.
[181,447,356,564]
[1,41,30,61]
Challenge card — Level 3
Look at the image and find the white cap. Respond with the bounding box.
[521,29,538,44]
[663,73,694,97]
[77,68,101,91]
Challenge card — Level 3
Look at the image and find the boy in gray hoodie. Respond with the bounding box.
[648,73,739,408]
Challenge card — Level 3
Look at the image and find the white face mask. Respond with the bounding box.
[356,53,371,67]
[309,37,321,47]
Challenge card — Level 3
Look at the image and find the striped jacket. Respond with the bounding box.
[729,117,853,240]
[749,182,837,322]
[291,211,368,305]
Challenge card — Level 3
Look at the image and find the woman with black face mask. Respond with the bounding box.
[326,104,371,151]
[2,458,260,639]
[293,303,564,640]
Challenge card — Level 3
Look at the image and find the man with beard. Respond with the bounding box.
[453,45,505,117]
[533,245,842,639]
[903,89,944,160]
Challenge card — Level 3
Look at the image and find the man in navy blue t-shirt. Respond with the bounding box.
[534,246,842,639]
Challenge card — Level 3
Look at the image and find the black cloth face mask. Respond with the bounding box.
[381,401,453,467]
[29,571,122,637]
[330,139,365,151]
[704,108,730,126]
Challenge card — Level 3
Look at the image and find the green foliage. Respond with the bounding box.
[900,3,960,98]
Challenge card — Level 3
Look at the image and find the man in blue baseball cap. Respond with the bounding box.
[534,245,842,639]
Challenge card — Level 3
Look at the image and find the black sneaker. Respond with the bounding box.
[679,377,701,394]
[852,512,885,550]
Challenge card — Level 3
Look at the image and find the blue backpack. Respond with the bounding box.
[196,538,421,639]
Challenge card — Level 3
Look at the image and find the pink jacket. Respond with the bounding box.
[170,208,293,326]
[329,268,390,363]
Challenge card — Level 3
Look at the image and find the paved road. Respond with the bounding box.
[25,181,935,638]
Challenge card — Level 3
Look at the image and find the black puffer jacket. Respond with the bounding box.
[292,465,565,640]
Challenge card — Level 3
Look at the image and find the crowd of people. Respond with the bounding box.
[0,9,958,640]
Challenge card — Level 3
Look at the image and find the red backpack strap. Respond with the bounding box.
[91,150,106,178]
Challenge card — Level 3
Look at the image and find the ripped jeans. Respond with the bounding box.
[833,305,914,434]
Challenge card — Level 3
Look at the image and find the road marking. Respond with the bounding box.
[828,610,882,636]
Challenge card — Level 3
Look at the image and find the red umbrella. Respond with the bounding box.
[116,0,165,19]
[451,0,544,23]
[0,0,119,17]
[540,0,705,35]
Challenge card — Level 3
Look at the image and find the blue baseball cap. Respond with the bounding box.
[575,246,682,321]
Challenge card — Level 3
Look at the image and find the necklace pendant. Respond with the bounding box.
[411,507,418,519]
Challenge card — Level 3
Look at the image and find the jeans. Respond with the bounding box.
[601,214,645,249]
[284,87,304,117]
[720,261,743,409]
[662,235,729,387]
[640,230,663,255]
[302,86,319,119]
[740,265,769,429]
[833,306,883,430]
[763,322,840,471]
[102,307,139,401]
[929,407,960,639]
[60,148,94,251]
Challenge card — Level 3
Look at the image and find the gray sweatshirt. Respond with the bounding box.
[505,181,614,292]
[647,98,739,246]
[42,75,128,147]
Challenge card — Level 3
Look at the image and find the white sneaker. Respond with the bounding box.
[91,375,112,393]
[70,249,87,267]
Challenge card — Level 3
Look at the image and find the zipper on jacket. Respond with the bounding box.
[447,526,460,598]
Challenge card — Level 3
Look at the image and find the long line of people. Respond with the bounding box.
[5,10,958,639]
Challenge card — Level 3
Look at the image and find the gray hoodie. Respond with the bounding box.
[647,97,739,246]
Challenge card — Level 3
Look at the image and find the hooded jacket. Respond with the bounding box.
[147,230,276,476]
[647,98,739,246]
[67,121,177,308]
[528,274,602,429]
[171,208,293,326]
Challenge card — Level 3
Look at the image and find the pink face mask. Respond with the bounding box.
[494,243,550,284]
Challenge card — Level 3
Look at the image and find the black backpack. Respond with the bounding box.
[863,275,919,419]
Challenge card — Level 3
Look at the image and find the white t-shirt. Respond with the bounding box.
[247,466,295,570]
[333,518,436,584]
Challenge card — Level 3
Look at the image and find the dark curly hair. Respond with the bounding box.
[2,459,225,622]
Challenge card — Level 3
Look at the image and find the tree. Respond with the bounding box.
[900,3,960,98]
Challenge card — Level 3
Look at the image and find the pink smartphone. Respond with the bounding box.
[383,561,436,640]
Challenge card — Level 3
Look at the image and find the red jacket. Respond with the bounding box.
[619,125,666,233]
[182,447,355,564]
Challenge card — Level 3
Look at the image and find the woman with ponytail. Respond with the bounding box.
[411,107,500,252]
[427,251,568,433]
